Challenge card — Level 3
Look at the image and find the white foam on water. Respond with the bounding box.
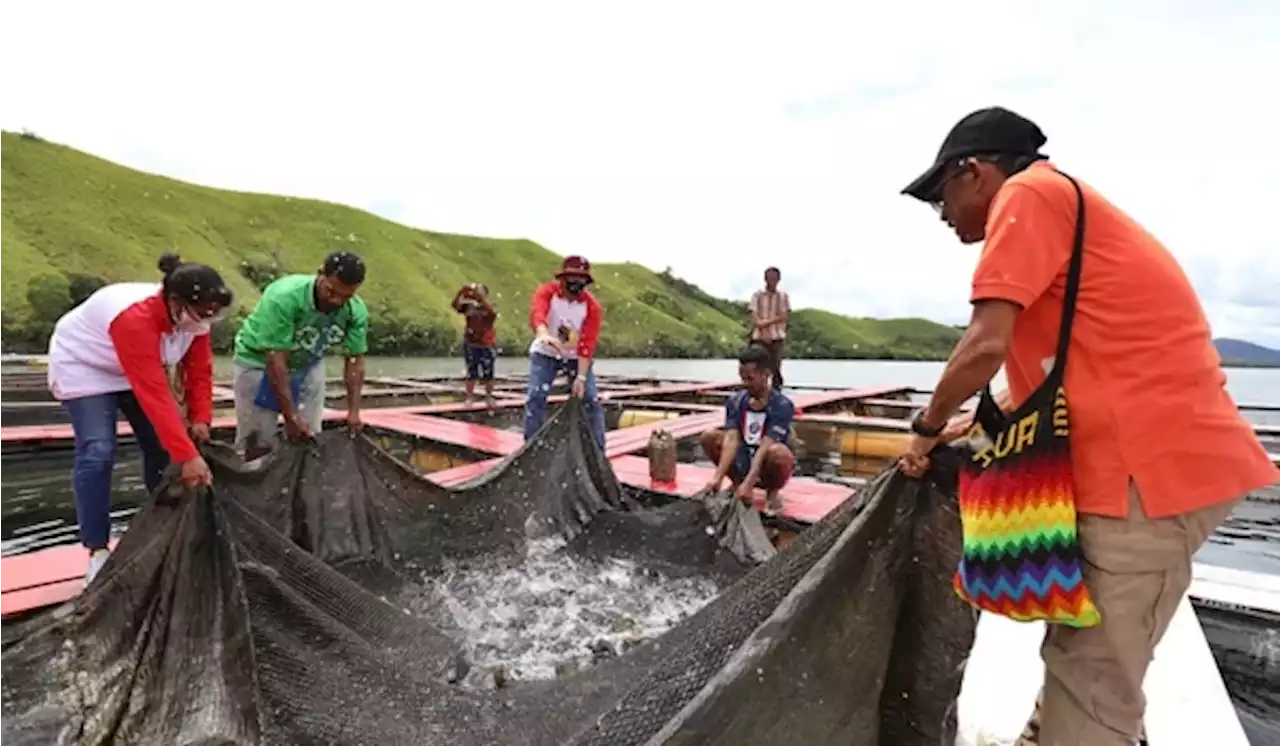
[398,537,721,684]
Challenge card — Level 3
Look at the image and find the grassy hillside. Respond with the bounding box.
[1,131,962,359]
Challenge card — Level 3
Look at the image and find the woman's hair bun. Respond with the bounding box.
[157,252,183,276]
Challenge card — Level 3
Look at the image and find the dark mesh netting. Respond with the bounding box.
[1,402,976,746]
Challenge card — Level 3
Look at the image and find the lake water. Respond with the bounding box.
[213,356,1280,413]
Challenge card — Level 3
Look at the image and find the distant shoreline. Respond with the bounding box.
[1219,360,1280,369]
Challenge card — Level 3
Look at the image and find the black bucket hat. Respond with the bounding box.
[901,106,1048,202]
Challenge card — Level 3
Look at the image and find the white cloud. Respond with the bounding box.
[4,0,1278,345]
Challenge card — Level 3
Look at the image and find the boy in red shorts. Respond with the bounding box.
[700,345,797,516]
[451,282,498,408]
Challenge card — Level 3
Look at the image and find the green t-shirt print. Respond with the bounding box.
[233,274,369,371]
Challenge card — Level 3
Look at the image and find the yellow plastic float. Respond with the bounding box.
[616,409,682,429]
[839,429,910,459]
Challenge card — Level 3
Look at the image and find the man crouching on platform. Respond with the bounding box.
[700,345,797,517]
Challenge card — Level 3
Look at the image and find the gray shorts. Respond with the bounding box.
[233,362,326,452]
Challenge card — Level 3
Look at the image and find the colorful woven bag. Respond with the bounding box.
[954,171,1101,628]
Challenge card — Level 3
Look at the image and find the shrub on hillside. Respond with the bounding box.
[656,268,750,321]
[366,313,456,356]
[209,308,251,354]
[27,274,73,323]
[67,273,108,306]
[239,260,285,291]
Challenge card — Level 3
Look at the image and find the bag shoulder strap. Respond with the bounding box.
[1052,171,1087,372]
[972,171,1086,436]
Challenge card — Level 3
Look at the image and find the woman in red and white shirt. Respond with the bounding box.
[47,254,233,583]
[524,255,606,449]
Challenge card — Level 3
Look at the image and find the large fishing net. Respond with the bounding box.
[1,401,976,746]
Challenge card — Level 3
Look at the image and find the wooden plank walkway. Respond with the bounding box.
[372,379,742,416]
[1,538,125,615]
[428,456,853,524]
[796,412,912,431]
[432,457,505,487]
[361,411,527,455]
[603,400,722,413]
[1,410,349,444]
[362,385,912,458]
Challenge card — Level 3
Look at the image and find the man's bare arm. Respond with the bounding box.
[740,435,777,490]
[712,430,740,482]
[918,299,1020,431]
[344,355,365,417]
[264,351,298,420]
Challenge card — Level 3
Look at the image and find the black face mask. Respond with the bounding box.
[564,279,587,295]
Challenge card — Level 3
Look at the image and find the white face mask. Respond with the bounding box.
[176,310,211,335]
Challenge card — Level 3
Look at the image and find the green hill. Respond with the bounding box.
[1,130,962,360]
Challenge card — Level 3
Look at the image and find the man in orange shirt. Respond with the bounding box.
[897,107,1278,745]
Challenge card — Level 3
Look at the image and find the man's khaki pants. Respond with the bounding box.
[1018,484,1240,746]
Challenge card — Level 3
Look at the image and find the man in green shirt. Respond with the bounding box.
[232,251,368,456]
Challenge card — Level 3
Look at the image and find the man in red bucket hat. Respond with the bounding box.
[525,255,606,450]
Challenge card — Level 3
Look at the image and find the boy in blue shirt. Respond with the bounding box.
[700,345,797,516]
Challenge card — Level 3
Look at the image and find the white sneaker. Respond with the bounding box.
[86,548,111,587]
[764,491,784,518]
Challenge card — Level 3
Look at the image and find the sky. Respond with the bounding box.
[4,0,1279,346]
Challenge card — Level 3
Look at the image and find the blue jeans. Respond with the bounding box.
[464,344,496,381]
[523,353,606,451]
[63,392,169,549]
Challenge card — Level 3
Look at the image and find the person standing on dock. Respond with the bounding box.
[232,251,369,458]
[699,345,797,517]
[451,282,498,409]
[46,253,233,584]
[897,106,1280,746]
[748,267,789,390]
[525,256,606,451]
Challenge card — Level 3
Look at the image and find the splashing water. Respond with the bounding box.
[399,538,720,686]
[1250,626,1280,670]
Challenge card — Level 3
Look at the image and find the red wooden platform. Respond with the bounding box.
[362,385,910,458]
[361,411,527,455]
[606,401,722,413]
[796,412,912,431]
[375,379,741,416]
[858,397,923,409]
[363,409,723,459]
[0,410,349,444]
[608,455,851,524]
[432,457,505,487]
[0,538,122,617]
[428,455,854,525]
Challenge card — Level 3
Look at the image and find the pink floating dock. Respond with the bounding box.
[608,456,850,524]
[1,410,349,444]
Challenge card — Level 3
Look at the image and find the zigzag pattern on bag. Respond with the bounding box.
[955,416,1101,628]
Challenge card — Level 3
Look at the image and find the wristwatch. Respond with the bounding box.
[910,410,944,438]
